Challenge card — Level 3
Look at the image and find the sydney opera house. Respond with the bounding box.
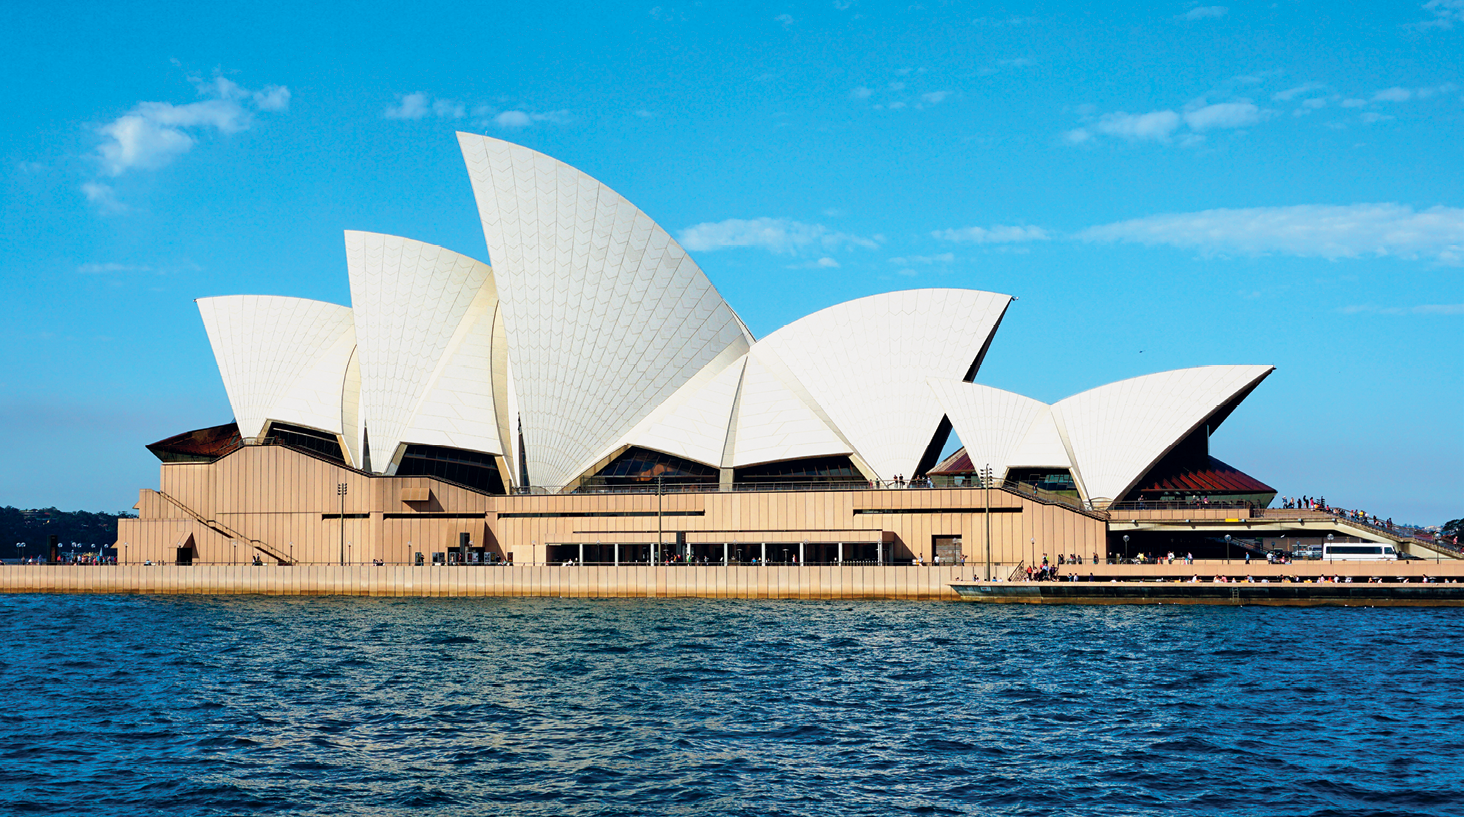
[119,134,1283,569]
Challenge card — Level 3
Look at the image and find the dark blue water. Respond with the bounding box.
[0,596,1458,816]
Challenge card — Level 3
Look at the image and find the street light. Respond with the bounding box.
[1122,534,1129,562]
[337,483,348,566]
[288,541,294,566]
[1225,534,1232,561]
[14,542,22,565]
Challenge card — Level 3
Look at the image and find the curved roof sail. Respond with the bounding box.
[344,231,501,472]
[1050,365,1274,504]
[458,133,754,488]
[197,295,356,441]
[927,379,1051,478]
[753,289,1011,481]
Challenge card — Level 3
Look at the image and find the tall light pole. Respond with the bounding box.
[1122,534,1129,562]
[337,482,348,566]
[1225,534,1232,562]
[983,464,993,580]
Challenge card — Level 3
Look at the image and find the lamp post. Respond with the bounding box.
[983,464,993,581]
[1225,534,1232,562]
[232,540,238,566]
[14,542,22,565]
[347,541,352,566]
[1326,533,1334,560]
[288,541,294,566]
[337,482,348,566]
[1122,534,1129,562]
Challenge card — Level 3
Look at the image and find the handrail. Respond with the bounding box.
[153,489,291,565]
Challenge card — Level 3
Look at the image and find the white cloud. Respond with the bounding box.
[932,225,1050,243]
[1183,101,1263,130]
[81,182,125,214]
[385,92,430,120]
[1064,128,1092,144]
[888,253,954,265]
[94,75,289,178]
[921,91,950,104]
[491,109,569,129]
[1372,87,1412,102]
[634,109,656,118]
[1339,303,1463,315]
[1078,203,1463,262]
[1409,0,1462,29]
[1340,98,1367,108]
[1091,110,1182,141]
[1272,82,1326,102]
[850,86,874,100]
[787,257,843,269]
[775,13,794,26]
[1182,5,1228,19]
[677,217,879,254]
[384,92,464,120]
[888,81,906,91]
[77,262,151,274]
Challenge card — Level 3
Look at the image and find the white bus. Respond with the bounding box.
[1323,543,1398,561]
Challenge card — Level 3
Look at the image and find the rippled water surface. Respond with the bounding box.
[0,595,1459,816]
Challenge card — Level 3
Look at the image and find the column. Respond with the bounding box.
[760,542,766,566]
[837,542,843,566]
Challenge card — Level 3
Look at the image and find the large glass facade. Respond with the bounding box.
[396,445,506,494]
[582,447,718,491]
[734,455,861,485]
[263,422,345,463]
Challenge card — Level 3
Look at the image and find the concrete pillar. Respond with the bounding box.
[723,542,728,566]
[837,542,843,566]
[578,543,584,566]
[760,542,766,566]
[799,541,805,566]
[878,540,883,566]
[613,543,618,567]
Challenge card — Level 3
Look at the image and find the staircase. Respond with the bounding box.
[152,490,292,565]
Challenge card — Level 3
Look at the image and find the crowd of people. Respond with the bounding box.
[1280,495,1395,530]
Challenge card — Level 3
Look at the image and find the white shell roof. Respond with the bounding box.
[730,351,851,467]
[459,132,754,488]
[1007,406,1072,471]
[752,289,1011,480]
[1050,364,1273,503]
[197,295,356,441]
[928,379,1051,477]
[344,231,500,471]
[613,347,747,469]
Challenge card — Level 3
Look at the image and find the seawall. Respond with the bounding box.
[2,559,1460,599]
[0,564,971,599]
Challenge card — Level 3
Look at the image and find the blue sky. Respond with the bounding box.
[1,1,1460,523]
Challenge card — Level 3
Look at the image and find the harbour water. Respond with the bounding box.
[0,595,1459,816]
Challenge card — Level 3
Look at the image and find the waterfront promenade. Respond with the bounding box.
[2,559,1459,599]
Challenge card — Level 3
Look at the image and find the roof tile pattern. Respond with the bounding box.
[731,352,851,467]
[458,133,753,488]
[400,286,504,457]
[197,295,356,440]
[1050,365,1273,503]
[927,379,1048,476]
[344,231,495,470]
[616,349,747,468]
[754,290,1010,480]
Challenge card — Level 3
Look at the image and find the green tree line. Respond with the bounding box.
[1,506,137,558]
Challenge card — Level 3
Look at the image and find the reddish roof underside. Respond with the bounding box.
[1135,455,1274,495]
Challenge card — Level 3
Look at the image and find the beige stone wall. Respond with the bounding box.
[116,445,1106,568]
